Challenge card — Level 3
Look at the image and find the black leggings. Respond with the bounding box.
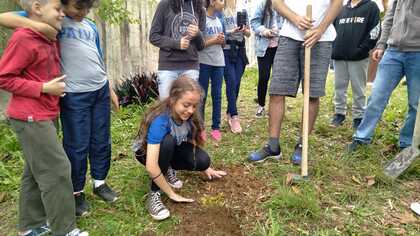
[257,47,277,107]
[151,135,210,191]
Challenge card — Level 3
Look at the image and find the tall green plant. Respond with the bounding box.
[0,0,20,55]
[96,0,138,24]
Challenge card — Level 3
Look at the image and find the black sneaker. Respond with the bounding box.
[346,140,366,153]
[93,183,118,203]
[352,118,362,129]
[22,224,51,236]
[74,192,89,217]
[330,114,346,127]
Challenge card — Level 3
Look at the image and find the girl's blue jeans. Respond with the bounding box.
[223,49,246,117]
[198,64,224,130]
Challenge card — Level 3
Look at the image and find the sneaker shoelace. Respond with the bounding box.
[150,192,166,214]
[166,168,180,185]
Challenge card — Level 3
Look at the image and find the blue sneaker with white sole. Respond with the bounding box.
[291,143,302,165]
[248,144,281,162]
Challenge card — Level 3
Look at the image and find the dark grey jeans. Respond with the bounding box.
[10,119,76,235]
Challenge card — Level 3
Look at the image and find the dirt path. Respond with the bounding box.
[164,165,273,235]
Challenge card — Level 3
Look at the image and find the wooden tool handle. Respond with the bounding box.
[301,4,312,177]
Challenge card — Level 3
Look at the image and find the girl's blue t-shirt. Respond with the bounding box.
[147,113,191,145]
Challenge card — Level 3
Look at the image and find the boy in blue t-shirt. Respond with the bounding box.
[0,0,119,217]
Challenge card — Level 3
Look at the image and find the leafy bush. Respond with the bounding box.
[115,72,159,107]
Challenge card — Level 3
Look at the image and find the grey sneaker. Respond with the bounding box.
[32,224,50,236]
[93,183,118,203]
[74,192,89,217]
[147,191,170,221]
[346,140,366,153]
[21,224,50,236]
[255,106,265,118]
[330,114,346,127]
[65,228,89,236]
[166,167,183,189]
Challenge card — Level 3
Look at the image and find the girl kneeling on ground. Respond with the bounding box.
[134,76,227,220]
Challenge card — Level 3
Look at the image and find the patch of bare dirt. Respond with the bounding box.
[165,165,273,236]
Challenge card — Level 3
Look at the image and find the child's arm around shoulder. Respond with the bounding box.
[0,31,65,97]
[0,11,58,40]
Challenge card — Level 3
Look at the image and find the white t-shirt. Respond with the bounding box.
[279,0,337,42]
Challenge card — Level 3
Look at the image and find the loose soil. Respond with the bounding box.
[165,165,273,236]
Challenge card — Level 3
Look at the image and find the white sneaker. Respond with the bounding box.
[65,228,89,236]
[411,202,420,216]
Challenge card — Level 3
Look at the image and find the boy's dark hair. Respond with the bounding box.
[61,0,99,9]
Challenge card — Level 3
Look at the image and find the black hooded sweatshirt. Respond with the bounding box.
[149,0,206,70]
[332,0,380,61]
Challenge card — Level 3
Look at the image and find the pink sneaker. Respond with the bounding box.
[210,129,222,141]
[229,116,242,133]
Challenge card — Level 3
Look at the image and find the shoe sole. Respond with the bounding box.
[251,153,282,163]
[93,191,119,203]
[151,211,170,221]
[168,182,183,189]
[76,210,90,217]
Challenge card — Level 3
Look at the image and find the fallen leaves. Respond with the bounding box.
[351,175,376,187]
[392,211,419,224]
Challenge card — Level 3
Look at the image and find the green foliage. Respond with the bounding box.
[0,0,20,55]
[96,0,138,24]
[0,68,419,235]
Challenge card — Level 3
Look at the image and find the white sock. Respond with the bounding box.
[93,179,105,188]
[73,190,84,195]
[19,230,32,236]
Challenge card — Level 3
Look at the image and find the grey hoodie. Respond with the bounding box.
[377,0,420,51]
[149,0,206,70]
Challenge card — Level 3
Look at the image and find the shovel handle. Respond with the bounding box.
[301,4,312,177]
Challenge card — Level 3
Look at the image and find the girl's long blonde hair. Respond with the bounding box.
[137,76,205,151]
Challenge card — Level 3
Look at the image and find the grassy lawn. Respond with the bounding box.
[0,67,419,235]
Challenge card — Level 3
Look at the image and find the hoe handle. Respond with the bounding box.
[302,4,312,177]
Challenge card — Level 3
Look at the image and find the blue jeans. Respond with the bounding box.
[199,64,224,130]
[224,50,246,116]
[354,48,420,148]
[157,69,199,100]
[60,82,111,192]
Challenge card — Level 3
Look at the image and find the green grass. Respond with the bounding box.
[0,68,419,235]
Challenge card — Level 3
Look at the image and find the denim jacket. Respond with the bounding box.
[250,0,283,57]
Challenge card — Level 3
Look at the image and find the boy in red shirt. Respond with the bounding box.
[0,0,87,235]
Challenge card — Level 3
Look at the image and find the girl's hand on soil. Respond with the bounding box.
[180,36,190,50]
[187,24,199,38]
[293,15,314,31]
[204,168,227,180]
[372,49,384,61]
[303,26,324,48]
[42,75,66,97]
[168,193,194,203]
[33,21,58,41]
